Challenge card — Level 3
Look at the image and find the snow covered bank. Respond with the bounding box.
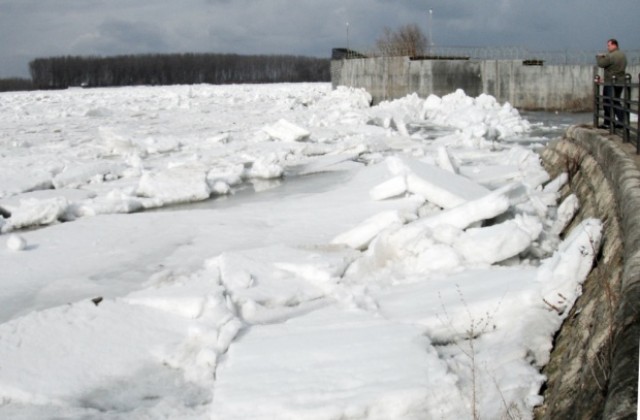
[0,83,599,419]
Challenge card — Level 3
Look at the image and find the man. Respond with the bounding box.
[597,39,627,128]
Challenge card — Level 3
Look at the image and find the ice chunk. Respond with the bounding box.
[435,146,458,174]
[537,218,602,309]
[211,306,463,419]
[262,119,310,142]
[454,215,543,264]
[124,276,221,319]
[388,183,516,252]
[543,173,569,194]
[550,194,579,235]
[53,162,126,189]
[369,175,407,200]
[136,165,210,205]
[403,158,490,209]
[246,156,284,180]
[332,210,409,250]
[3,197,69,230]
[6,234,27,251]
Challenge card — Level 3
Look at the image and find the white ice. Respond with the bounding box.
[0,83,600,419]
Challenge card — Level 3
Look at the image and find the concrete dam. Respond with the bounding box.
[331,56,640,111]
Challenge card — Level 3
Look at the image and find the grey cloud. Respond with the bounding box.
[71,19,169,55]
[0,0,638,77]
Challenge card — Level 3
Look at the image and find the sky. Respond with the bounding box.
[0,0,639,78]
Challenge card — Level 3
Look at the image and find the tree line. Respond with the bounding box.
[0,78,33,92]
[26,53,330,90]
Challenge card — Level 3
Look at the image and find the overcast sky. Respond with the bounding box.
[1,0,639,78]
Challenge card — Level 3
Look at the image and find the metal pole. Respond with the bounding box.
[594,75,601,128]
[609,75,616,133]
[623,74,631,143]
[428,9,433,55]
[346,21,350,56]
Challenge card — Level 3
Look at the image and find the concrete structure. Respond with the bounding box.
[331,57,640,111]
[535,128,639,419]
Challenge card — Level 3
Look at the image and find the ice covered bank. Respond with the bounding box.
[0,84,602,419]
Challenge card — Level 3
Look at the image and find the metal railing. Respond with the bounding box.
[593,73,640,153]
[334,46,640,66]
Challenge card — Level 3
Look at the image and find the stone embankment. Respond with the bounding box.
[536,127,640,419]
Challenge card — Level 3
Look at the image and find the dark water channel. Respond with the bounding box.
[522,111,592,137]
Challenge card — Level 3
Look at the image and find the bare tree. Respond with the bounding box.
[375,24,428,58]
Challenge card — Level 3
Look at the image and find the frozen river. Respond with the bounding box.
[0,84,600,419]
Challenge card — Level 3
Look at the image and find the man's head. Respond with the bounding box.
[607,39,619,52]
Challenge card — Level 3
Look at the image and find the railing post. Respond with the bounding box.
[637,73,640,154]
[623,74,631,143]
[594,74,601,127]
[608,75,616,134]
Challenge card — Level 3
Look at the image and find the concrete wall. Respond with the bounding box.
[536,128,640,419]
[331,58,640,111]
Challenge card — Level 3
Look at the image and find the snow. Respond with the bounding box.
[0,83,600,419]
[5,234,27,251]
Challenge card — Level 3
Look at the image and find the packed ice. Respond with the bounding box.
[0,83,600,419]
